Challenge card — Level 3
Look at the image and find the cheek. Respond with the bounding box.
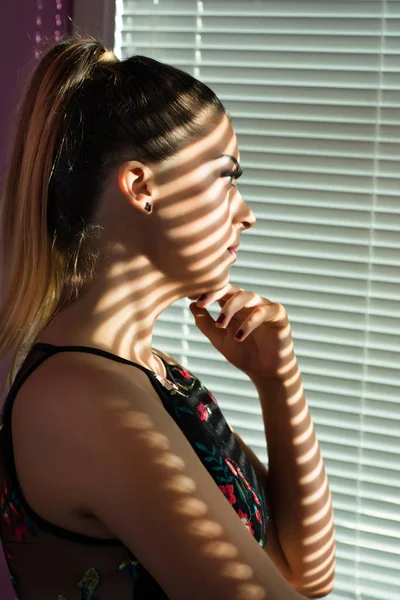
[154,177,232,270]
[170,182,229,238]
[203,178,231,215]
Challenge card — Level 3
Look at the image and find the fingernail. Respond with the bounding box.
[235,329,244,340]
[217,313,226,324]
[198,294,207,302]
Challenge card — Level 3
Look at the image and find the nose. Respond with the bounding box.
[234,192,256,231]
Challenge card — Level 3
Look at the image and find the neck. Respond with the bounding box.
[41,252,188,377]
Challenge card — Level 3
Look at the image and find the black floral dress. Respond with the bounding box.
[0,342,270,599]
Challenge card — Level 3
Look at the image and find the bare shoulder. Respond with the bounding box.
[13,347,160,423]
[13,350,303,600]
[11,349,163,525]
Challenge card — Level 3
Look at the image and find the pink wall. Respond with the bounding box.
[0,3,73,596]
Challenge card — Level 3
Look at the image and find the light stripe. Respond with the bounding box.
[120,2,400,596]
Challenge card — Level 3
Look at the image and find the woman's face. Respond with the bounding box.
[111,115,256,300]
[143,115,256,298]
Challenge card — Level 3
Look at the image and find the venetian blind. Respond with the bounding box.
[113,1,400,598]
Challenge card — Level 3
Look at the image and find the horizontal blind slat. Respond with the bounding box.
[120,3,400,598]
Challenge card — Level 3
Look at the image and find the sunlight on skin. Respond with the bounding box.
[221,562,254,580]
[187,519,224,538]
[303,514,335,545]
[96,272,164,312]
[235,584,267,600]
[202,541,239,560]
[296,438,319,464]
[299,457,324,486]
[281,366,302,389]
[161,474,197,494]
[100,206,334,597]
[276,356,298,379]
[280,338,295,358]
[174,497,209,517]
[166,196,229,243]
[254,344,335,594]
[113,407,267,600]
[304,539,336,564]
[303,496,332,527]
[301,561,336,589]
[42,115,241,375]
[41,112,335,596]
[157,195,207,220]
[277,322,292,339]
[304,545,336,577]
[186,239,234,269]
[293,420,314,446]
[291,403,310,428]
[286,383,305,407]
[108,389,339,598]
[191,280,335,595]
[105,254,150,278]
[302,476,329,506]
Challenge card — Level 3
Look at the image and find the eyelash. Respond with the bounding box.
[221,167,243,186]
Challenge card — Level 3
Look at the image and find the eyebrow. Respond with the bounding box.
[217,154,240,169]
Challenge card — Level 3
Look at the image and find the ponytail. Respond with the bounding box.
[0,35,226,396]
[0,36,116,394]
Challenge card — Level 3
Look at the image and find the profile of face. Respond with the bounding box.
[113,115,257,302]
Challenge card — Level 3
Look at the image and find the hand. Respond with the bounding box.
[189,283,296,382]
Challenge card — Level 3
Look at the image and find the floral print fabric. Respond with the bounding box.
[0,343,270,599]
[152,363,269,550]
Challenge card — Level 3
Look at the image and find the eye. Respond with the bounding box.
[222,171,237,185]
[221,167,243,186]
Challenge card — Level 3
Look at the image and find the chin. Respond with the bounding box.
[186,268,231,302]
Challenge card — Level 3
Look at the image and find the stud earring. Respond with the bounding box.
[145,202,152,213]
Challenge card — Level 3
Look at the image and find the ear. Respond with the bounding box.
[117,161,157,213]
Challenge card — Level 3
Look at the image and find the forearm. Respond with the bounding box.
[252,356,336,597]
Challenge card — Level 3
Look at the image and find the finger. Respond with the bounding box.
[189,302,228,349]
[216,291,265,329]
[215,291,253,328]
[235,303,290,341]
[196,283,241,308]
[232,306,268,342]
[215,285,244,307]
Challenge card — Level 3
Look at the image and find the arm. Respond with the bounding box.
[29,357,313,600]
[155,347,335,596]
[228,427,292,579]
[245,357,336,598]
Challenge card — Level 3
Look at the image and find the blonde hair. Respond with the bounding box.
[98,49,117,64]
[0,37,115,395]
[0,35,226,398]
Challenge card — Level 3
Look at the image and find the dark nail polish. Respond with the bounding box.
[235,329,244,340]
[217,313,226,324]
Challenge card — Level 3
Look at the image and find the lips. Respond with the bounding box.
[228,245,240,257]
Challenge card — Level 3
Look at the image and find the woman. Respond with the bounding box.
[0,37,335,599]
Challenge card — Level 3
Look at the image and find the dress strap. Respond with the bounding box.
[32,342,165,377]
